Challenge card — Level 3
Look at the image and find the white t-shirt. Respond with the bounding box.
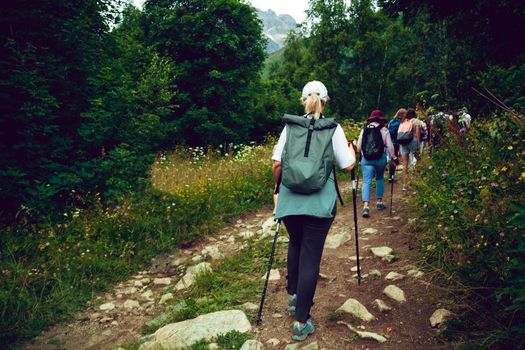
[272,124,355,169]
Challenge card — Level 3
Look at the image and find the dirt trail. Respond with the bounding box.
[23,181,449,350]
[255,182,450,349]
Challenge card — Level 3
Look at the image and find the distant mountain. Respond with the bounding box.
[256,9,298,53]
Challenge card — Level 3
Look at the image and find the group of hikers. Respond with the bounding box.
[266,80,472,341]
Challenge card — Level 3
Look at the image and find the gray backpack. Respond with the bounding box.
[281,114,344,203]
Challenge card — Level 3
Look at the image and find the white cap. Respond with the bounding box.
[302,80,328,101]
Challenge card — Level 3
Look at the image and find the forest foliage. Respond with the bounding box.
[1,0,524,348]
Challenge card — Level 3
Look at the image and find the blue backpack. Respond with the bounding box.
[388,118,401,144]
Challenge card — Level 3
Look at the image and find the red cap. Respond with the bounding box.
[368,109,385,121]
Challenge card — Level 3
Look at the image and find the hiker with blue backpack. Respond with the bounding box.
[387,108,406,182]
[357,110,399,218]
[271,80,356,341]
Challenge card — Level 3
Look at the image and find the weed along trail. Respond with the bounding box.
[23,179,452,350]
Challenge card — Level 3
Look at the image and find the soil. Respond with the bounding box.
[22,181,452,350]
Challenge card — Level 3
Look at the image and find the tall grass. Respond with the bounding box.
[0,143,274,347]
[411,114,524,349]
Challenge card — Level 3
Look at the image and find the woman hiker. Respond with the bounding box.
[271,80,356,341]
[398,108,421,191]
[357,109,399,218]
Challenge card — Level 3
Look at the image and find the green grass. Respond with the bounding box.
[0,144,274,348]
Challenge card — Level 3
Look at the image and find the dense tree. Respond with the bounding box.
[141,0,266,146]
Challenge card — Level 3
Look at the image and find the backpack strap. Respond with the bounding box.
[333,165,344,206]
[304,117,316,157]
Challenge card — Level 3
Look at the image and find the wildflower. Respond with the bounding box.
[460,128,466,133]
[441,172,449,178]
[507,146,513,150]
[386,326,393,333]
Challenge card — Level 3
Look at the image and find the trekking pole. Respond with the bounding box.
[256,219,281,325]
[351,169,362,285]
[389,163,395,217]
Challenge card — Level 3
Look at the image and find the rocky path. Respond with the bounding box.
[23,181,452,350]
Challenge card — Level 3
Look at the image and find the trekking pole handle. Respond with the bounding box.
[350,169,356,190]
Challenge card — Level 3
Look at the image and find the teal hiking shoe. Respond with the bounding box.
[288,294,297,313]
[377,202,386,210]
[362,206,370,218]
[292,319,315,341]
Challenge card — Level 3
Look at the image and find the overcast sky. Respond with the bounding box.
[132,0,309,23]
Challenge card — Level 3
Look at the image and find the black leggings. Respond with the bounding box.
[283,210,335,323]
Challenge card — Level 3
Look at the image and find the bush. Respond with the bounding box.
[411,113,525,348]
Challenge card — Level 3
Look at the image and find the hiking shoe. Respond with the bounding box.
[362,207,370,218]
[288,294,297,313]
[377,202,386,210]
[292,319,315,341]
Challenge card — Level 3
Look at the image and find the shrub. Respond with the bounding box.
[412,113,525,348]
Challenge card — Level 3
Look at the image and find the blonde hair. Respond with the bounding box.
[395,108,407,119]
[301,93,328,120]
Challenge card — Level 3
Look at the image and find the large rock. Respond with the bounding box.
[175,262,212,290]
[240,339,263,350]
[324,231,351,249]
[336,298,376,322]
[383,285,406,303]
[140,310,251,350]
[385,272,405,281]
[337,321,387,343]
[370,247,394,258]
[430,308,454,328]
[123,300,140,309]
[99,302,116,311]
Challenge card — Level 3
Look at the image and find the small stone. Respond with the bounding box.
[382,254,396,263]
[134,280,143,287]
[191,255,204,263]
[302,341,319,350]
[277,236,289,243]
[261,269,280,281]
[90,312,102,319]
[227,236,236,243]
[385,272,405,281]
[208,343,220,350]
[121,287,137,295]
[240,340,263,350]
[319,273,329,279]
[363,228,378,235]
[141,290,154,300]
[241,302,258,311]
[430,308,454,328]
[337,322,387,343]
[373,299,392,312]
[123,299,140,309]
[99,302,116,311]
[370,247,394,258]
[337,298,376,322]
[324,231,351,249]
[171,258,186,267]
[351,266,358,272]
[391,216,401,220]
[100,317,112,323]
[239,230,256,239]
[153,277,172,286]
[272,313,283,318]
[369,269,382,277]
[111,321,119,326]
[266,338,280,346]
[159,293,174,305]
[383,285,406,303]
[408,269,425,278]
[141,277,151,284]
[102,329,112,337]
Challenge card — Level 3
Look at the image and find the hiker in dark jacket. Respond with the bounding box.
[271,80,356,341]
[387,108,406,181]
[357,110,398,218]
